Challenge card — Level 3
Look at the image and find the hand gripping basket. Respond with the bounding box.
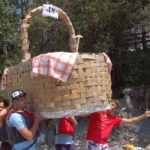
[5,5,112,118]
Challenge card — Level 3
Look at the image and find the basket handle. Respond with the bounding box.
[21,6,81,61]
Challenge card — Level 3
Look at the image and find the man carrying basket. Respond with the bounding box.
[85,100,150,150]
[6,90,44,150]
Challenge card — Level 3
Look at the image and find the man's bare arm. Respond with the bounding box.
[18,114,44,141]
[121,110,150,125]
[69,116,78,126]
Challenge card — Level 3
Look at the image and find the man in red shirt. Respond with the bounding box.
[86,100,150,150]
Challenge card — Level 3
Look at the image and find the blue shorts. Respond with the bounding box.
[86,140,111,150]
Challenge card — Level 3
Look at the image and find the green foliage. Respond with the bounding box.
[29,17,70,55]
[0,0,19,51]
[122,51,150,86]
[0,0,21,77]
[22,0,150,54]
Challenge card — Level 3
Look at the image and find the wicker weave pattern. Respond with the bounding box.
[6,54,111,113]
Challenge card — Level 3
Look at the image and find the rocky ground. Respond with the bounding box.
[36,86,150,150]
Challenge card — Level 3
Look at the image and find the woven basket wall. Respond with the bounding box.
[6,54,111,113]
[5,5,112,117]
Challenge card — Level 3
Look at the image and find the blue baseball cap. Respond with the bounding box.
[11,90,27,101]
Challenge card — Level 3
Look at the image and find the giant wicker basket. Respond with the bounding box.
[5,5,112,118]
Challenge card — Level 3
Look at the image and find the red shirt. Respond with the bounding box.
[86,111,122,144]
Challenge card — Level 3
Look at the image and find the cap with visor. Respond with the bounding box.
[11,90,27,101]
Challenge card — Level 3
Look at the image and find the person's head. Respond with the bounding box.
[0,96,8,111]
[107,99,120,113]
[0,96,5,111]
[11,90,27,109]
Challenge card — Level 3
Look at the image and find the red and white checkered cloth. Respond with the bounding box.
[1,67,9,90]
[32,52,78,82]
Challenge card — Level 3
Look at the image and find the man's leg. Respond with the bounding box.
[101,144,111,150]
[69,143,77,150]
[55,144,67,150]
[85,141,100,150]
[85,141,111,150]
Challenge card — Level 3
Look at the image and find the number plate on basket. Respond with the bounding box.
[42,4,59,19]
